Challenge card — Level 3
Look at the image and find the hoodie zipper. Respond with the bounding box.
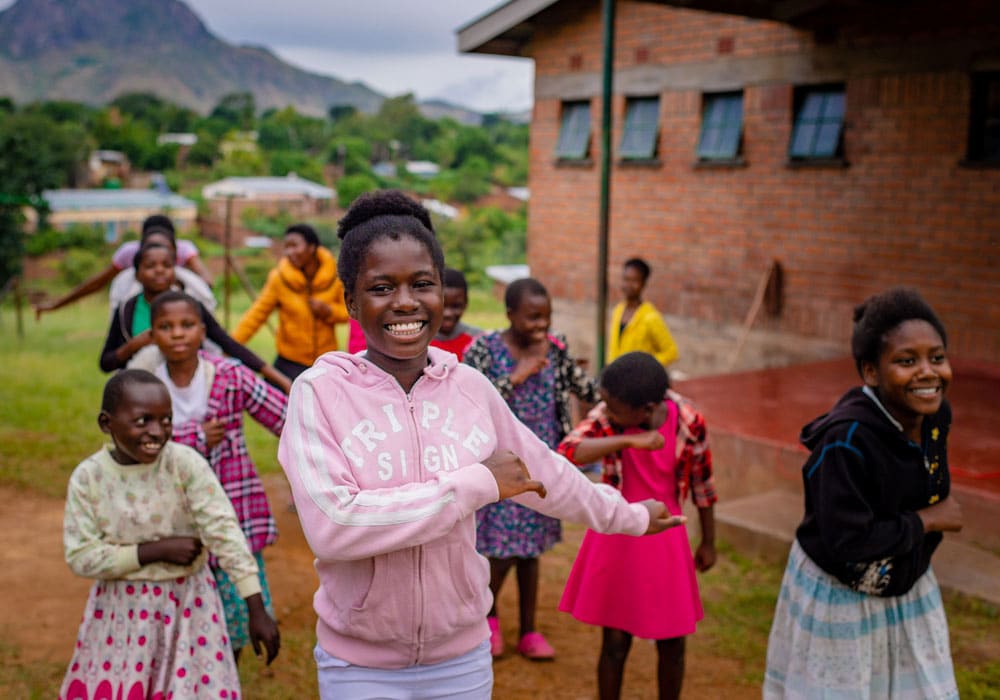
[405,379,426,665]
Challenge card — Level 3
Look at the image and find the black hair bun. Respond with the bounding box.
[337,189,434,240]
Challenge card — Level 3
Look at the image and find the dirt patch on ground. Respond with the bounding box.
[1,476,758,698]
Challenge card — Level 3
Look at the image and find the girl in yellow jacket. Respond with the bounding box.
[608,257,679,368]
[234,224,350,380]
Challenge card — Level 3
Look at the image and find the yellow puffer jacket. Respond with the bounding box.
[233,246,350,366]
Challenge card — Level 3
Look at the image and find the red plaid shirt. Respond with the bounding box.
[171,352,286,553]
[557,390,717,508]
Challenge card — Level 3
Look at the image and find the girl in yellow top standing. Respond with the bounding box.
[233,224,350,381]
[608,258,679,368]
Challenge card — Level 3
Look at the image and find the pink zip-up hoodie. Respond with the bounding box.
[278,347,651,669]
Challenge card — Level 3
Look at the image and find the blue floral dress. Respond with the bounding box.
[465,331,596,558]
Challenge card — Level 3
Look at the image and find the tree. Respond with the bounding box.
[328,104,357,123]
[0,113,90,195]
[336,174,379,209]
[0,112,89,288]
[210,92,256,131]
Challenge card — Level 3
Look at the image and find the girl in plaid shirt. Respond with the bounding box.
[149,290,286,663]
[557,352,717,700]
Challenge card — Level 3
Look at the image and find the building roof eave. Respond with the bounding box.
[458,0,1000,56]
[456,0,562,56]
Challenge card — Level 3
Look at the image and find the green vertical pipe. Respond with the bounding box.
[596,0,616,371]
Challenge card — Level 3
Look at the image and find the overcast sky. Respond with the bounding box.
[1,0,534,113]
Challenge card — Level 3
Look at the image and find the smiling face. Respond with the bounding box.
[507,293,551,346]
[151,299,205,364]
[862,319,951,438]
[439,286,469,337]
[99,382,173,465]
[346,235,443,379]
[283,232,317,270]
[136,246,175,296]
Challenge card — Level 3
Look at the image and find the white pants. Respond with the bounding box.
[315,640,492,700]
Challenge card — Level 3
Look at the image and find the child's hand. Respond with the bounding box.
[138,536,204,566]
[695,541,717,572]
[510,355,549,385]
[308,298,332,321]
[246,593,280,665]
[637,499,686,534]
[483,449,547,500]
[628,430,665,451]
[917,496,963,533]
[202,418,225,449]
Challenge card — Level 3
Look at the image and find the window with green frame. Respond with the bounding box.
[555,101,591,159]
[967,72,1000,163]
[619,96,660,159]
[697,91,743,160]
[789,85,845,159]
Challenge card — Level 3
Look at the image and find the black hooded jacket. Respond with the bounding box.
[795,386,950,597]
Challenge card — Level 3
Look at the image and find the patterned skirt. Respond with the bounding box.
[475,500,561,559]
[764,540,958,699]
[59,565,241,700]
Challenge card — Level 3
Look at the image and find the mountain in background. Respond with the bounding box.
[0,0,391,115]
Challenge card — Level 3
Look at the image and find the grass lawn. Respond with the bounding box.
[0,286,997,698]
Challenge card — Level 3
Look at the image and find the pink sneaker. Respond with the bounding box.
[516,631,555,660]
[488,616,504,657]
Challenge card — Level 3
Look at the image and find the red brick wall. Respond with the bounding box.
[526,2,1000,362]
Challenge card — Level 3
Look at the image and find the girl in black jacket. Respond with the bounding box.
[764,288,962,699]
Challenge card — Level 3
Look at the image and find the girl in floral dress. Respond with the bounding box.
[60,370,278,700]
[464,277,598,660]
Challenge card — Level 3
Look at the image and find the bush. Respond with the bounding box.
[58,248,105,286]
[336,174,379,209]
[24,225,107,256]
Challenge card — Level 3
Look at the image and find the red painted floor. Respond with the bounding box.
[676,356,1000,496]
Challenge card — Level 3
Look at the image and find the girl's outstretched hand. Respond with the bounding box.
[637,499,687,535]
[246,593,280,665]
[483,449,547,500]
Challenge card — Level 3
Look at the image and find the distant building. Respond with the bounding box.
[405,161,441,178]
[156,133,198,147]
[200,174,335,245]
[459,0,1000,364]
[421,198,459,220]
[30,189,197,240]
[87,150,131,187]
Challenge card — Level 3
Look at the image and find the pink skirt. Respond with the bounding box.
[559,524,703,639]
[60,565,241,700]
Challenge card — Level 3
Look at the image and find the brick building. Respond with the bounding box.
[459,0,1000,366]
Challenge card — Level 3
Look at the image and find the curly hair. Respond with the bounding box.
[285,223,320,247]
[599,351,669,407]
[850,287,947,377]
[623,257,651,283]
[336,189,443,295]
[504,277,549,311]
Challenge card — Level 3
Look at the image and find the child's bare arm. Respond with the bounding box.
[137,537,203,566]
[694,504,717,572]
[570,431,664,464]
[246,593,280,664]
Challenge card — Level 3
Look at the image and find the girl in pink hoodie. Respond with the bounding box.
[278,189,684,699]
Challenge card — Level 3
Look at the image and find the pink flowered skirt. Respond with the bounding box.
[60,565,241,700]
